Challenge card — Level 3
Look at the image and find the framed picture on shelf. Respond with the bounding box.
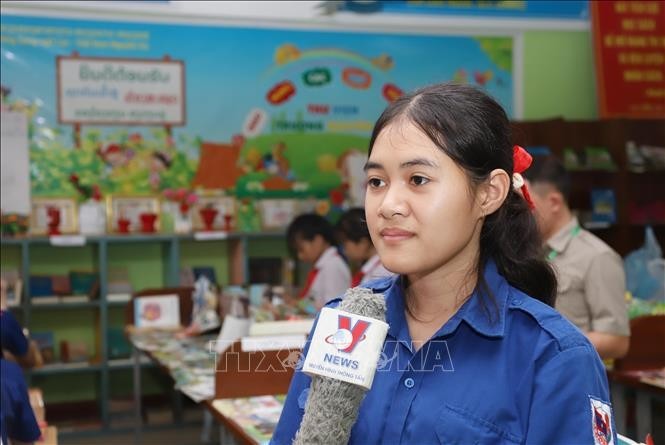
[257,199,300,231]
[134,294,181,329]
[191,193,236,231]
[106,195,160,234]
[30,197,79,235]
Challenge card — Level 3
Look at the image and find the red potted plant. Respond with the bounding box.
[199,204,218,231]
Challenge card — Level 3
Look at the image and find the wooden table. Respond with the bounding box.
[608,368,665,441]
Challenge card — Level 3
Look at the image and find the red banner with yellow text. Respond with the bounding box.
[591,1,665,118]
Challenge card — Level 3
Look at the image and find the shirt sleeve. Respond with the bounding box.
[0,311,29,357]
[525,344,617,444]
[584,251,630,336]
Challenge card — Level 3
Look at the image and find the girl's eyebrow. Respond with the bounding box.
[364,158,438,172]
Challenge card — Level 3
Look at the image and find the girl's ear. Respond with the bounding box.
[478,168,510,216]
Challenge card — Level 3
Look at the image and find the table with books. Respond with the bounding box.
[129,317,312,445]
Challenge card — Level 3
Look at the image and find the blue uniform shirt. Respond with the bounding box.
[272,261,616,444]
[0,310,29,359]
[1,359,41,444]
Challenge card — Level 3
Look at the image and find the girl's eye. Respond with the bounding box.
[410,175,430,186]
[367,177,385,188]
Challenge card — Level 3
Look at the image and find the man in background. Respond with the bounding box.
[524,156,630,360]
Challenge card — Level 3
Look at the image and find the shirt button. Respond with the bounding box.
[404,377,415,389]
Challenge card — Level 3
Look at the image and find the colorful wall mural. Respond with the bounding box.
[1,14,514,208]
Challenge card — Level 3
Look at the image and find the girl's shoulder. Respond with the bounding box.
[506,287,594,353]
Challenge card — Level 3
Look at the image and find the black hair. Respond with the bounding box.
[286,213,338,257]
[368,82,556,308]
[522,155,571,203]
[335,207,370,243]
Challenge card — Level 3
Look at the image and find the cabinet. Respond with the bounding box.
[511,118,665,256]
[0,232,287,431]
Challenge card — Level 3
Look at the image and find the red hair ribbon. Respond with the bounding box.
[512,145,535,210]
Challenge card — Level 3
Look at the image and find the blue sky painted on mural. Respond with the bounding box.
[1,14,513,148]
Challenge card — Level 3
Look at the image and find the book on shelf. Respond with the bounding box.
[31,295,61,305]
[69,271,99,299]
[31,295,91,305]
[29,276,54,298]
[59,340,89,363]
[107,327,132,358]
[107,267,133,297]
[107,293,131,303]
[32,331,55,364]
[590,188,617,224]
[51,275,71,296]
[59,295,90,304]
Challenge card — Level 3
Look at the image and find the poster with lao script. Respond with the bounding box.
[1,14,514,203]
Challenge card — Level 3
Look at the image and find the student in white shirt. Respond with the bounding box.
[336,207,393,286]
[286,213,351,310]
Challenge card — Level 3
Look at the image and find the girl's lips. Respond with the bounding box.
[380,228,415,241]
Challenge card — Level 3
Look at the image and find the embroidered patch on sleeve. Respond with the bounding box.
[590,396,615,445]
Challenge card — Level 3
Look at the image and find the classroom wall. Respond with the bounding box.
[3,0,597,120]
[524,30,597,120]
[1,1,597,403]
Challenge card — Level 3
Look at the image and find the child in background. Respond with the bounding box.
[286,213,351,310]
[336,207,392,286]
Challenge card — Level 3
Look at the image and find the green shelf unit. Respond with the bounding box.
[0,232,288,431]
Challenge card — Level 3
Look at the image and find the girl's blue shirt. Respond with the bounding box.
[271,260,615,445]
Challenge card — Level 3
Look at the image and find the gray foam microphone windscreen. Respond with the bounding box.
[293,287,387,445]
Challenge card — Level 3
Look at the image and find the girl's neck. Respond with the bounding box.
[406,268,476,319]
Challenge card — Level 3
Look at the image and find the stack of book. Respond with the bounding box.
[107,267,133,303]
[29,272,99,305]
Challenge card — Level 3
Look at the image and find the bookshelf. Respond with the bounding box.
[0,231,288,432]
[511,118,665,256]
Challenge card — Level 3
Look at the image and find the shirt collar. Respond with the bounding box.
[315,246,339,269]
[371,260,510,345]
[547,216,580,255]
[443,260,509,339]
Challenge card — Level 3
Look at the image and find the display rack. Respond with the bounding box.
[1,231,287,431]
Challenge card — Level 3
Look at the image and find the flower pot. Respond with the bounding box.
[117,218,131,234]
[199,208,218,231]
[139,213,158,233]
[46,207,61,236]
[223,214,234,232]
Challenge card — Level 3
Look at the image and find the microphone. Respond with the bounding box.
[294,287,389,445]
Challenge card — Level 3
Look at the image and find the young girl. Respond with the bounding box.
[336,207,392,286]
[286,213,351,311]
[272,83,615,444]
